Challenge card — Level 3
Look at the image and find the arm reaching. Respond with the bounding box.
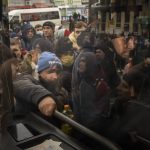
[38,96,56,116]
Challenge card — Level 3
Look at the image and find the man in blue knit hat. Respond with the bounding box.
[37,52,67,112]
[38,51,62,73]
[37,52,63,89]
[14,52,67,116]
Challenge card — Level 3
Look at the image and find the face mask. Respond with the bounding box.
[36,31,43,36]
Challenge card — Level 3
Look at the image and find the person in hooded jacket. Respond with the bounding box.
[21,23,41,51]
[94,34,120,90]
[72,51,110,133]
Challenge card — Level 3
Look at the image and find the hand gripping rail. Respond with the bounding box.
[54,110,121,150]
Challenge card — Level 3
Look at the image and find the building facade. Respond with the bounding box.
[8,0,53,10]
[54,0,82,6]
[54,0,88,20]
[90,0,150,35]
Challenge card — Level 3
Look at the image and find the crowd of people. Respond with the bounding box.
[0,20,150,149]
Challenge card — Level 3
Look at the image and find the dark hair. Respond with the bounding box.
[32,38,42,49]
[55,37,73,57]
[43,21,55,31]
[94,38,107,52]
[35,24,42,29]
[77,31,95,49]
[0,43,13,65]
[0,58,18,129]
[32,38,54,52]
[94,33,115,55]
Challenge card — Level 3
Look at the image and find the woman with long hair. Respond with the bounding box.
[0,43,16,130]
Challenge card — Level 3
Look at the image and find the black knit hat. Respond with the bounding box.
[55,37,73,57]
[32,38,54,52]
[43,21,55,31]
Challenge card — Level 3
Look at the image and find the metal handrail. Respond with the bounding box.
[54,110,121,150]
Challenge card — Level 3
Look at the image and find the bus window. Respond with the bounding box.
[49,11,59,19]
[9,8,61,28]
[21,14,33,21]
[12,16,19,22]
[21,11,59,22]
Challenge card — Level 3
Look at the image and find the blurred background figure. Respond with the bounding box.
[34,24,43,36]
[42,21,55,48]
[21,23,41,51]
[69,21,87,53]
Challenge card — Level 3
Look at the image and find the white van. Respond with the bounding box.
[9,7,61,28]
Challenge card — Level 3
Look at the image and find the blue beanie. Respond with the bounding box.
[37,52,62,73]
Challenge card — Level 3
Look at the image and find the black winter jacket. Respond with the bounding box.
[13,74,55,113]
[72,52,110,133]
